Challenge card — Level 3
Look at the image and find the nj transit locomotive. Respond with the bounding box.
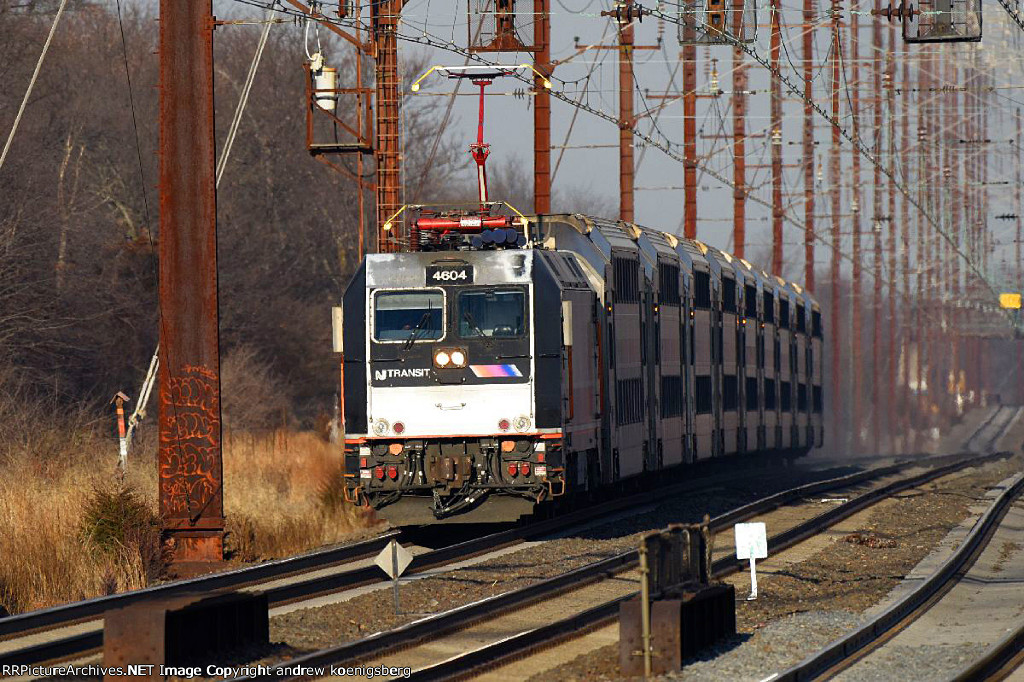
[339,214,824,524]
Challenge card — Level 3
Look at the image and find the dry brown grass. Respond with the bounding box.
[0,401,376,615]
[222,429,379,562]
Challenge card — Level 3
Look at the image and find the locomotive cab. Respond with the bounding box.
[341,249,569,523]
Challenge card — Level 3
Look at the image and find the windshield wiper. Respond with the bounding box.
[462,311,489,340]
[403,312,432,350]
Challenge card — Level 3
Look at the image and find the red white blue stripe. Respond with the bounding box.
[470,364,523,378]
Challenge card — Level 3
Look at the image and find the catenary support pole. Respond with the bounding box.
[770,2,783,274]
[158,0,225,562]
[534,0,551,214]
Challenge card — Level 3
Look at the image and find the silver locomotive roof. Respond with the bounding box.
[364,249,534,288]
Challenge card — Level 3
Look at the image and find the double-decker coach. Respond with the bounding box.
[339,213,824,523]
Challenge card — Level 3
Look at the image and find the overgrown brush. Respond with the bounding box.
[80,484,167,583]
[0,362,376,613]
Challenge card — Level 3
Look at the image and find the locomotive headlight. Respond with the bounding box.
[373,419,389,436]
[434,350,451,367]
[513,415,531,432]
[450,349,466,367]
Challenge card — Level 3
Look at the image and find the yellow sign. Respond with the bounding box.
[999,292,1022,309]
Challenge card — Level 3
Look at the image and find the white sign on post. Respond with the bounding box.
[375,540,413,614]
[734,522,768,600]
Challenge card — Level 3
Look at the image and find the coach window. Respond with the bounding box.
[694,271,712,309]
[796,304,806,333]
[722,277,737,313]
[613,257,640,304]
[812,310,823,338]
[781,381,792,412]
[779,298,790,329]
[373,289,444,342]
[745,285,757,318]
[763,292,775,324]
[695,375,713,414]
[723,375,738,411]
[458,289,526,338]
[746,377,758,411]
[659,264,681,305]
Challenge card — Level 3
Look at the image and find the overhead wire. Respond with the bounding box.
[227,0,1013,321]
[0,0,70,175]
[218,1,279,188]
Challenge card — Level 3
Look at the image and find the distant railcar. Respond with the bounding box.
[338,214,824,524]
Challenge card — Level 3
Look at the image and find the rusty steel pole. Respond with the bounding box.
[770,3,783,274]
[829,0,842,449]
[534,0,551,214]
[733,47,747,257]
[946,57,960,412]
[849,9,862,451]
[900,54,910,437]
[871,23,884,455]
[802,0,815,290]
[158,0,224,563]
[924,48,937,418]
[617,2,636,223]
[884,38,896,452]
[682,39,697,237]
[1017,108,1022,403]
[1017,109,1022,293]
[915,50,929,438]
[373,0,403,252]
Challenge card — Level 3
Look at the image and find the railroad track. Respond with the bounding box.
[963,404,1020,453]
[774,462,1024,680]
[760,405,1024,682]
[952,613,1024,681]
[0,450,854,669]
[227,449,1015,682]
[4,408,1015,675]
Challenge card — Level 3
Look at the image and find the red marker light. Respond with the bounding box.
[387,465,399,480]
[498,418,510,431]
[519,462,531,476]
[374,466,385,480]
[393,422,406,435]
[507,463,518,477]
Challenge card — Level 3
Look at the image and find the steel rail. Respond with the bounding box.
[0,531,400,641]
[964,405,1018,454]
[774,470,1024,681]
[0,451,839,667]
[951,617,1024,681]
[398,451,1017,682]
[5,408,1013,670]
[233,449,1012,682]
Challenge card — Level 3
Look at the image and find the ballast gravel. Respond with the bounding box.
[268,463,856,653]
[529,455,1022,681]
[830,643,990,682]
[666,610,864,682]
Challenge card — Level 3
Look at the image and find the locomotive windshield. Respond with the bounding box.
[458,289,526,338]
[373,289,444,342]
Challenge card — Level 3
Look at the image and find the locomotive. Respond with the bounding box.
[337,211,824,524]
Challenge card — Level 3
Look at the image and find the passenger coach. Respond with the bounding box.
[338,214,824,523]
